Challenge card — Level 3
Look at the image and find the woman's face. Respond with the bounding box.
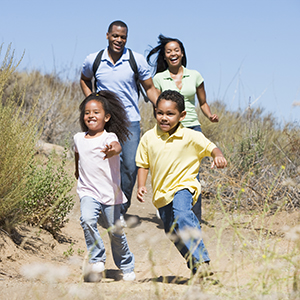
[164,41,183,69]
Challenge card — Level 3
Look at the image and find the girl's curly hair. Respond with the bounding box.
[79,91,131,144]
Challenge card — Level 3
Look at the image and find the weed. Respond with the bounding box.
[63,243,75,258]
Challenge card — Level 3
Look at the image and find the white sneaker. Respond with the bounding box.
[123,271,136,281]
[119,215,127,227]
[91,261,105,273]
[83,261,105,282]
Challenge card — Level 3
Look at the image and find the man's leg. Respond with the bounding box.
[120,121,140,214]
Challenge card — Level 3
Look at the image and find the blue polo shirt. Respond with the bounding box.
[82,47,151,122]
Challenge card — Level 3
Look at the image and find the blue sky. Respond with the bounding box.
[1,0,299,125]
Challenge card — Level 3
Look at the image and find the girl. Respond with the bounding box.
[74,91,135,282]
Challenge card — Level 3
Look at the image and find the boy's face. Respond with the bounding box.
[155,99,186,135]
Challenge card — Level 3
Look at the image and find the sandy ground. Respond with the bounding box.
[1,161,300,300]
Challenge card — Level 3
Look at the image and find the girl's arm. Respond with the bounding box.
[211,148,227,169]
[102,141,122,159]
[196,82,219,122]
[137,167,149,202]
[74,152,79,179]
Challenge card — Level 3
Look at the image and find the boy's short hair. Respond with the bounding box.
[156,90,185,113]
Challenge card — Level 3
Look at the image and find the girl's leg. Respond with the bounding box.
[159,189,210,270]
[80,196,106,263]
[101,204,135,274]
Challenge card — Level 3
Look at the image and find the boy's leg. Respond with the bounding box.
[120,121,140,215]
[192,194,202,223]
[159,189,210,270]
[80,196,106,263]
[101,204,135,274]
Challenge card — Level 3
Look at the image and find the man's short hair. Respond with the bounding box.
[108,20,128,33]
[157,90,185,113]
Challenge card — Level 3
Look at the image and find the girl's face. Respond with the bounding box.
[83,100,110,135]
[155,99,186,135]
[164,41,184,69]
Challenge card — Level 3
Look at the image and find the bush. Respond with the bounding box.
[0,44,39,229]
[23,148,75,235]
[0,44,75,234]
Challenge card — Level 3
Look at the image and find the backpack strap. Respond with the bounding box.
[92,48,149,102]
[128,49,149,102]
[92,49,104,92]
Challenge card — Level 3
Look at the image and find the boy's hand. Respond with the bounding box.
[211,156,227,169]
[137,186,147,202]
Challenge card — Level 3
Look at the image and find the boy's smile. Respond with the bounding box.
[155,99,186,135]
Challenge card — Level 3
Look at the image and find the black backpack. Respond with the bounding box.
[92,49,149,102]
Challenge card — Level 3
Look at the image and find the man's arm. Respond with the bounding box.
[80,73,93,97]
[140,78,159,106]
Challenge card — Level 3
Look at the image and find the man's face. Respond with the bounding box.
[106,25,127,54]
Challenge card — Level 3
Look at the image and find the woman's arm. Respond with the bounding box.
[196,82,219,122]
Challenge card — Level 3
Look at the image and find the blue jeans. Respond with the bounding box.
[188,125,202,132]
[120,121,140,214]
[80,196,135,274]
[188,124,202,220]
[192,194,202,224]
[158,189,210,270]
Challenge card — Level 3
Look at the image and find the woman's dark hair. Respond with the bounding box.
[79,91,131,144]
[146,34,187,74]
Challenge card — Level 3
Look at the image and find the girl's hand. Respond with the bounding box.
[137,186,147,202]
[211,156,227,169]
[101,142,121,159]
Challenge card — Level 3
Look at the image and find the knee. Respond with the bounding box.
[80,214,97,229]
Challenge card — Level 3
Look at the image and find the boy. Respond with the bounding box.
[135,90,227,276]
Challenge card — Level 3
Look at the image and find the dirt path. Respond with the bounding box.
[1,161,299,299]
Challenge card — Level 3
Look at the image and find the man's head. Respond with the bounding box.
[106,20,128,56]
[155,90,186,135]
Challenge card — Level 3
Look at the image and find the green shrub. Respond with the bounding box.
[0,44,39,229]
[0,44,75,234]
[23,148,75,235]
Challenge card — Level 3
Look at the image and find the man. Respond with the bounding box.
[80,20,158,215]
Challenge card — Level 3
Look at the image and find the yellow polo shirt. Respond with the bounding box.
[135,124,217,208]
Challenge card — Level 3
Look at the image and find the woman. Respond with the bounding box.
[147,34,218,132]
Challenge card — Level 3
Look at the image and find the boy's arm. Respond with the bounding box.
[137,167,149,202]
[74,152,79,179]
[211,148,227,169]
[101,141,122,159]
